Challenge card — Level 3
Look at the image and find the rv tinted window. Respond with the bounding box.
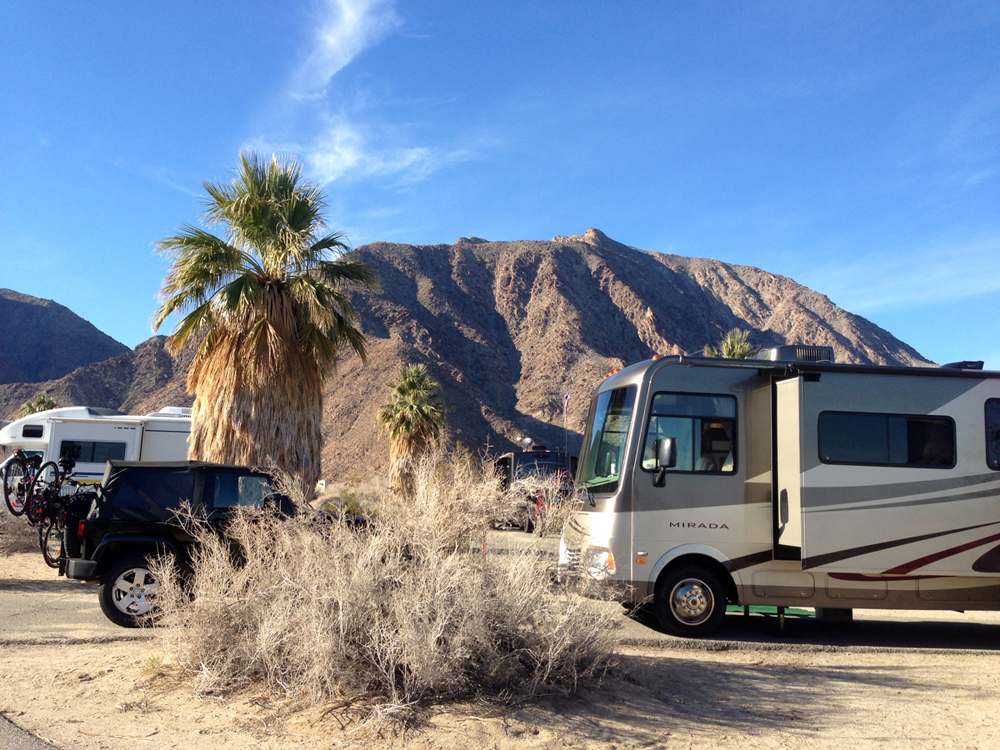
[641,393,737,474]
[987,399,1000,470]
[22,425,43,439]
[819,412,955,468]
[60,440,127,463]
[578,386,637,494]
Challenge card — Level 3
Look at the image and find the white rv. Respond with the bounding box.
[0,406,191,482]
[561,346,1000,635]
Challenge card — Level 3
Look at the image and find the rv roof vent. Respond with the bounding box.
[755,345,836,363]
[941,360,984,370]
[86,407,125,417]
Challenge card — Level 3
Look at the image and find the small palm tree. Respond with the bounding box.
[376,364,448,494]
[153,150,375,498]
[703,328,760,359]
[17,393,60,418]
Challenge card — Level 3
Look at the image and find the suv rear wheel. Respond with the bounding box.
[98,555,161,628]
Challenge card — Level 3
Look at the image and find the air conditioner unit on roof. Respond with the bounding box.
[756,345,835,363]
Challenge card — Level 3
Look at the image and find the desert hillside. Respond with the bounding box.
[0,288,129,384]
[0,230,931,480]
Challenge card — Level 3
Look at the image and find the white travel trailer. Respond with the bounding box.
[561,346,1000,635]
[0,406,191,482]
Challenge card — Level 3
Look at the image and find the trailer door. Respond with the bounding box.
[774,377,803,557]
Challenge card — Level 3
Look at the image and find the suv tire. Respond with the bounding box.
[98,554,162,628]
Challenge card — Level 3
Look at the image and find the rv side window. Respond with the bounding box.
[987,399,1000,471]
[22,425,43,439]
[641,393,737,474]
[60,440,128,463]
[818,412,955,468]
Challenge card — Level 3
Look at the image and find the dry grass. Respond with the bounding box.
[0,505,39,556]
[511,472,581,538]
[150,450,619,726]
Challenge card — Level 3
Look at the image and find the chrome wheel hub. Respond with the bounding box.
[670,578,714,625]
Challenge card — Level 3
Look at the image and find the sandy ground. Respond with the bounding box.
[3,550,1000,749]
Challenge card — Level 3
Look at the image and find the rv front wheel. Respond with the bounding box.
[655,565,727,637]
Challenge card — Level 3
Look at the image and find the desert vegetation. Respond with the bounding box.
[0,504,38,556]
[153,150,375,498]
[376,363,449,494]
[150,449,619,728]
[703,328,761,359]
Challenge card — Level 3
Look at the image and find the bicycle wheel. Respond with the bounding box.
[2,456,28,516]
[40,517,64,568]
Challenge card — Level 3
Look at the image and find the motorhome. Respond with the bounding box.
[0,406,191,482]
[561,346,1000,635]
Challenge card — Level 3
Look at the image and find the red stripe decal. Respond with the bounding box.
[883,531,1000,575]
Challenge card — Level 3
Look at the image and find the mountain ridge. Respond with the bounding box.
[0,231,932,479]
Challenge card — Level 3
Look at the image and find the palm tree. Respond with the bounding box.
[376,364,448,494]
[17,393,60,418]
[153,151,375,498]
[703,328,760,359]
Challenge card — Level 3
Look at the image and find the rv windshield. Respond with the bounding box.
[578,386,637,494]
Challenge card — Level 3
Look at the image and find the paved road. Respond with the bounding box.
[0,553,149,747]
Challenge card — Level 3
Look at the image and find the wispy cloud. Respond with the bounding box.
[800,234,1000,313]
[306,120,470,184]
[288,0,401,100]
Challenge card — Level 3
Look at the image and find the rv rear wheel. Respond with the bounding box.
[655,565,727,637]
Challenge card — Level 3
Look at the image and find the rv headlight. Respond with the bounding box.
[585,547,616,580]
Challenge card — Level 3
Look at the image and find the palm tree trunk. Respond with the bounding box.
[186,331,323,500]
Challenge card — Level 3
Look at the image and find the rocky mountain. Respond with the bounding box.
[0,230,932,480]
[0,289,129,384]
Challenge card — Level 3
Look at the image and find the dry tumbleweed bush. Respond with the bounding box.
[151,451,619,722]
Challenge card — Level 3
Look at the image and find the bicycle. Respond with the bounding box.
[2,449,43,517]
[26,458,95,568]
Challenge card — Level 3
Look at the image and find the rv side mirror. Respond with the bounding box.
[653,437,677,488]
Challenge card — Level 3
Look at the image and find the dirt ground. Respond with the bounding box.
[3,551,1000,750]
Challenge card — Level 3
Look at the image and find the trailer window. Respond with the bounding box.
[987,399,1000,471]
[641,393,737,474]
[819,412,955,468]
[59,440,127,463]
[578,386,637,494]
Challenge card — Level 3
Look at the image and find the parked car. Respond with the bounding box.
[495,446,578,532]
[61,460,292,627]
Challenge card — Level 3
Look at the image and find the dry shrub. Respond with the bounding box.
[0,506,40,556]
[512,472,582,538]
[151,450,619,723]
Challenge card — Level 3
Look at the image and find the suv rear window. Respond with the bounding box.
[113,471,197,511]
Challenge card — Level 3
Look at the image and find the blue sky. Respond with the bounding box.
[1,1,997,368]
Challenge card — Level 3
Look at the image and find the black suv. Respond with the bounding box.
[62,460,290,627]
